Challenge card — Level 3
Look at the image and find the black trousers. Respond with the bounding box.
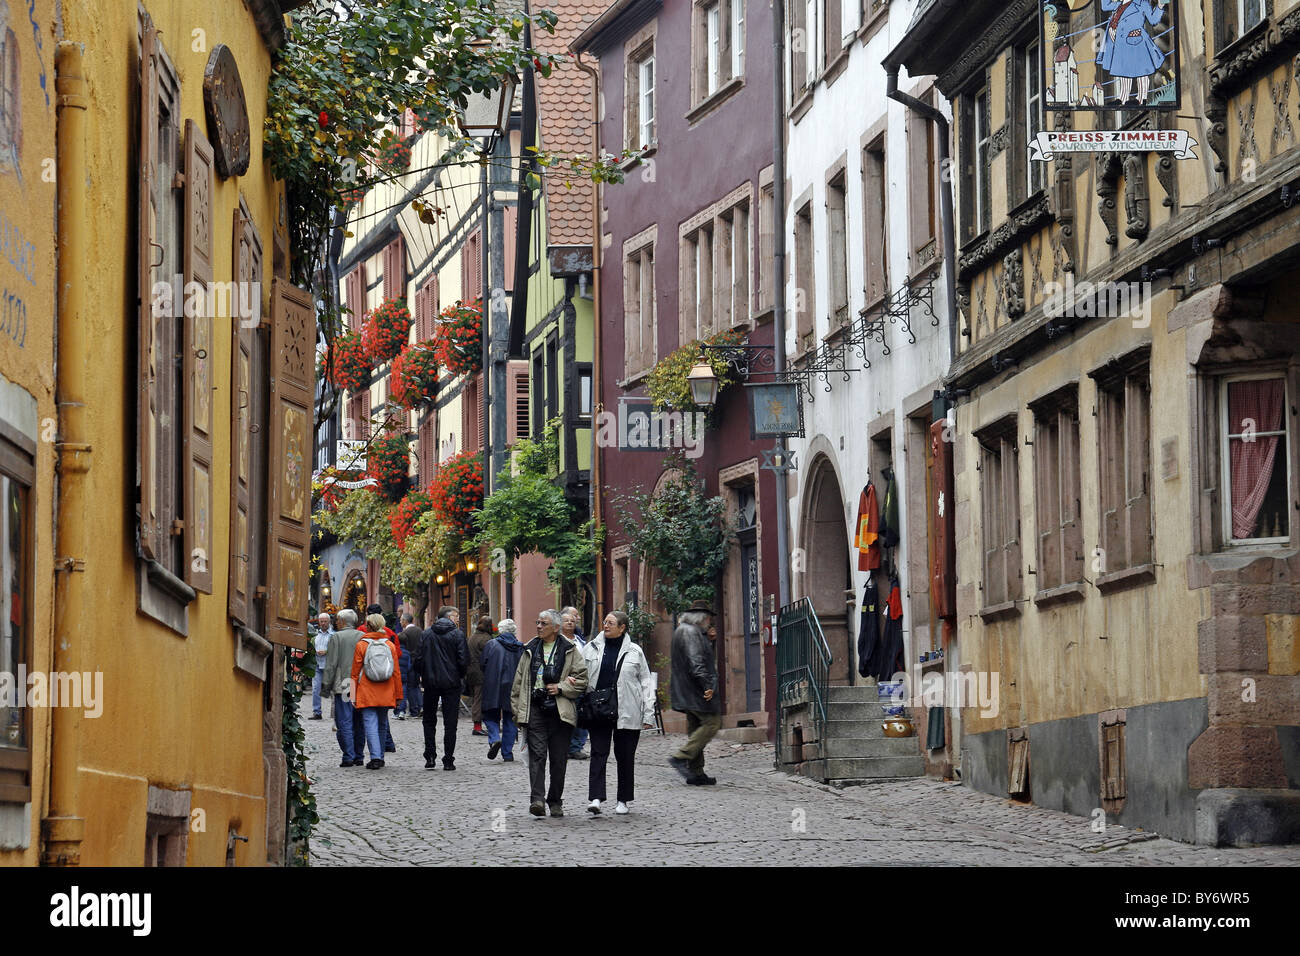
[588,726,640,802]
[422,687,461,763]
[526,707,572,806]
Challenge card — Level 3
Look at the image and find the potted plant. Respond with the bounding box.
[428,449,483,540]
[367,431,411,502]
[432,301,483,377]
[361,297,412,364]
[324,329,370,392]
[388,342,439,409]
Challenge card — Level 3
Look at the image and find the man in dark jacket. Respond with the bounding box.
[479,619,526,760]
[667,601,721,785]
[420,606,469,770]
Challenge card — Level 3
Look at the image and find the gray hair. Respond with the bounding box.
[337,608,358,627]
[365,613,387,633]
[497,618,518,635]
[538,609,563,628]
[561,606,580,618]
[679,610,711,630]
[401,612,414,625]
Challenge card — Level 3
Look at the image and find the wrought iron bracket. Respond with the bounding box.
[699,341,776,379]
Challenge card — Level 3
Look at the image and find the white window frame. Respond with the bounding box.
[639,54,656,148]
[1239,0,1266,35]
[974,85,990,235]
[1025,41,1044,196]
[706,4,722,95]
[804,0,818,88]
[1219,372,1291,546]
[732,0,745,78]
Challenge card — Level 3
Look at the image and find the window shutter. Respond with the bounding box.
[361,389,371,438]
[928,419,956,617]
[1036,419,1060,592]
[1126,376,1153,567]
[182,119,216,593]
[514,366,530,441]
[264,280,315,648]
[228,204,261,625]
[1003,439,1022,602]
[137,14,163,561]
[503,204,518,292]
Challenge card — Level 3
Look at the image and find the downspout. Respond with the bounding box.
[885,67,959,361]
[575,52,603,623]
[45,42,90,865]
[771,0,791,611]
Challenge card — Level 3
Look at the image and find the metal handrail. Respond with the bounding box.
[775,597,832,774]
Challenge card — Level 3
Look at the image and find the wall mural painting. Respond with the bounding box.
[1042,0,1180,111]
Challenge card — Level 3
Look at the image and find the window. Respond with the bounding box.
[1093,356,1153,577]
[794,199,815,351]
[577,366,594,418]
[823,0,842,67]
[462,229,482,306]
[758,179,775,311]
[908,91,940,264]
[707,3,721,95]
[977,419,1021,609]
[974,86,991,235]
[545,336,559,423]
[623,228,656,379]
[791,0,818,95]
[732,0,745,79]
[144,786,190,866]
[0,425,32,803]
[1220,375,1289,544]
[694,0,744,105]
[1220,0,1268,47]
[1024,41,1045,197]
[627,43,656,150]
[827,169,849,327]
[1031,388,1084,593]
[681,190,751,342]
[532,351,545,437]
[862,139,888,304]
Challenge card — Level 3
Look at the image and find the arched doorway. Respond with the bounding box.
[341,568,367,617]
[799,454,854,684]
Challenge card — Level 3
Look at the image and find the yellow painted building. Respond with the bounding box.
[2,0,313,866]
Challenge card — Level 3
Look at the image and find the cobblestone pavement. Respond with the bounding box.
[302,697,1300,866]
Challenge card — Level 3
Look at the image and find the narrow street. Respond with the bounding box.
[302,698,1300,867]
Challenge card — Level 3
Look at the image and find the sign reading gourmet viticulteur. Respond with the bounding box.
[1040,0,1180,112]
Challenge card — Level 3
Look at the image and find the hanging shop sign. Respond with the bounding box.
[1030,127,1197,160]
[336,439,367,470]
[746,381,804,438]
[1040,0,1180,112]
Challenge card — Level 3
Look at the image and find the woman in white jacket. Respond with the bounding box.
[578,610,656,815]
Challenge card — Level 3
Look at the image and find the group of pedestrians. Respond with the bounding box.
[311,598,725,816]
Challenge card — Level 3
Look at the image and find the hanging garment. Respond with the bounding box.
[853,483,881,571]
[926,704,945,751]
[871,576,906,682]
[879,468,900,549]
[857,576,879,679]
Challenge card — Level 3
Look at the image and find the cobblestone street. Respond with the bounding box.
[303,698,1300,866]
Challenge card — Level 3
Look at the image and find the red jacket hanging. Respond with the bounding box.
[853,483,881,571]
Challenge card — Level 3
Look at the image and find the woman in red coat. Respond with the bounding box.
[352,613,402,768]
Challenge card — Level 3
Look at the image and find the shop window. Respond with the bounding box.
[1091,351,1153,580]
[977,417,1022,610]
[0,425,32,803]
[1220,374,1290,544]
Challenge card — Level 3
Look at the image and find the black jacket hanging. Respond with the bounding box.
[871,575,906,682]
[857,577,879,679]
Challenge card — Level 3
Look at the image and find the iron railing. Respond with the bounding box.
[775,597,832,773]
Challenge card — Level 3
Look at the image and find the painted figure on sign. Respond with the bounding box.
[0,0,21,180]
[1099,0,1170,105]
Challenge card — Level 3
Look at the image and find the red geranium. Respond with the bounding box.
[367,431,411,502]
[428,449,483,540]
[325,330,369,392]
[389,342,439,409]
[361,297,412,364]
[432,301,482,377]
[390,490,433,549]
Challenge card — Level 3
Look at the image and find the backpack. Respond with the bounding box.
[362,638,394,682]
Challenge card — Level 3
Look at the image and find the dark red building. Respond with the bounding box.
[575,0,779,735]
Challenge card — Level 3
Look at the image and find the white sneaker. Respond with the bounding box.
[614,802,629,815]
[587,799,601,814]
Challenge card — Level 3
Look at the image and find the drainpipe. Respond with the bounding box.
[575,52,603,622]
[886,67,959,362]
[772,0,791,612]
[45,42,90,866]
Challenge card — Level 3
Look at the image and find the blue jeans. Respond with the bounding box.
[407,671,424,714]
[570,726,589,755]
[361,707,389,761]
[483,708,518,759]
[312,655,326,716]
[383,710,395,751]
[333,694,357,762]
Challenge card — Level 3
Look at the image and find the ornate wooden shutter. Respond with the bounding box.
[265,280,314,648]
[183,119,216,593]
[229,202,262,625]
[137,14,163,561]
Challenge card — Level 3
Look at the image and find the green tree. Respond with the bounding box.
[613,461,731,616]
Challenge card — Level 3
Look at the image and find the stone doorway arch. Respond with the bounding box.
[799,453,854,684]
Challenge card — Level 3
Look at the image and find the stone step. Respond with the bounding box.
[827,684,893,702]
[824,701,901,720]
[807,755,926,780]
[822,735,921,759]
[823,717,895,737]
[716,726,767,744]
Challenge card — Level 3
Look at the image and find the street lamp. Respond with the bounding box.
[466,559,477,573]
[687,358,719,408]
[457,75,517,142]
[435,573,446,585]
